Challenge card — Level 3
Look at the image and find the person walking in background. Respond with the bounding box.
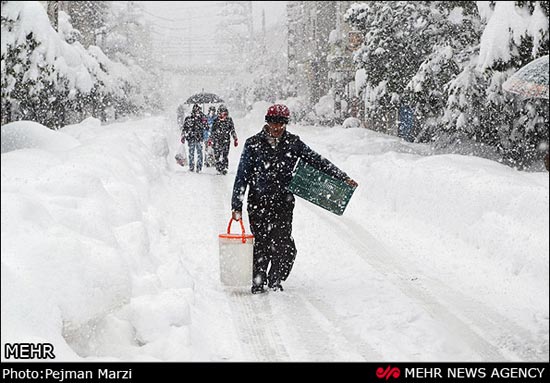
[182,104,207,173]
[206,105,217,130]
[210,104,238,175]
[231,104,358,294]
[177,104,186,135]
[204,106,217,167]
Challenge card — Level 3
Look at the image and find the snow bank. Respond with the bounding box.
[1,116,192,361]
[342,117,363,129]
[310,126,549,306]
[314,93,336,121]
[1,121,80,153]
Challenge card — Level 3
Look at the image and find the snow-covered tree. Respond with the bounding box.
[345,1,439,131]
[101,1,162,117]
[1,1,134,128]
[443,1,549,168]
[345,1,548,169]
[404,2,482,141]
[2,1,92,127]
[64,1,109,48]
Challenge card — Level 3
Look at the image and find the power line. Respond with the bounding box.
[150,24,193,32]
[141,3,225,22]
[141,8,189,22]
[148,1,225,10]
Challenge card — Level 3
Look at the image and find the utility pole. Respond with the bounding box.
[262,9,267,54]
[246,1,254,56]
[47,1,59,31]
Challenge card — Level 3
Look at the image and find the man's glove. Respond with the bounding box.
[234,138,239,147]
[207,139,213,147]
[232,210,242,221]
[180,137,185,144]
[345,177,358,188]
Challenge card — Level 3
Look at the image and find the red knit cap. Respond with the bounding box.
[265,104,290,124]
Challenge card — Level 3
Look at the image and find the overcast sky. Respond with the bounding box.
[139,1,288,107]
[141,1,287,63]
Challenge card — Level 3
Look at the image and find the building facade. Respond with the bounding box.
[287,1,362,123]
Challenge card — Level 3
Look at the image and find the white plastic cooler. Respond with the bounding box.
[218,218,254,286]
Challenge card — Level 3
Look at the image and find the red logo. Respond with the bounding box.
[376,366,401,380]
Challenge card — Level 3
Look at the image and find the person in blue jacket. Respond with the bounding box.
[231,104,358,294]
[206,105,217,130]
[204,106,217,167]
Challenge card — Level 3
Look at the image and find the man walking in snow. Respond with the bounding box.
[231,104,358,294]
[209,105,238,175]
[182,104,208,173]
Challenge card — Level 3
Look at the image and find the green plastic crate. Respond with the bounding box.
[288,160,356,216]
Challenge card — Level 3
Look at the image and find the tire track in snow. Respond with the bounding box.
[210,172,380,360]
[269,292,339,361]
[270,291,380,361]
[208,174,290,361]
[302,295,383,360]
[227,291,290,361]
[311,206,544,361]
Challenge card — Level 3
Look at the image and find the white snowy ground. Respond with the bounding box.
[1,103,548,362]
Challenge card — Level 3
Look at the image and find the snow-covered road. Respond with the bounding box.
[2,107,548,362]
[147,108,548,361]
[158,164,546,361]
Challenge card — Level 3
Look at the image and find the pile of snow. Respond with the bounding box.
[1,116,193,360]
[1,121,80,153]
[342,117,363,129]
[313,93,336,122]
[305,126,549,305]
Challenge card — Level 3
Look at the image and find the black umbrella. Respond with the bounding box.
[185,92,224,104]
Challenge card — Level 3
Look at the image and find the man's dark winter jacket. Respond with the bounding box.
[232,126,349,213]
[183,114,207,142]
[211,116,237,145]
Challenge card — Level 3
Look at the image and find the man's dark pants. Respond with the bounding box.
[249,200,297,287]
[214,140,230,173]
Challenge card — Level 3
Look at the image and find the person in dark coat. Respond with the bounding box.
[177,104,186,134]
[182,104,208,173]
[231,104,358,294]
[210,105,238,175]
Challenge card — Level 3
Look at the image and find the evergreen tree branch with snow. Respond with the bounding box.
[1,1,161,128]
[345,1,549,169]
